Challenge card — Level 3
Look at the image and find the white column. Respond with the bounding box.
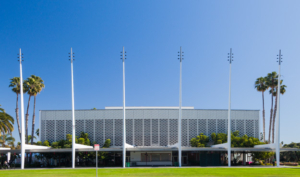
[227,48,232,167]
[178,46,183,167]
[19,48,26,170]
[7,152,11,162]
[122,46,126,168]
[275,50,281,167]
[70,47,76,169]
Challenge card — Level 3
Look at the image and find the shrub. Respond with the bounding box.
[51,142,59,148]
[190,133,209,147]
[43,140,50,146]
[78,138,85,145]
[282,162,298,166]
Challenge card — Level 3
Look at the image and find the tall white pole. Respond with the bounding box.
[19,48,26,169]
[70,48,76,169]
[276,50,282,167]
[178,46,183,167]
[122,46,126,168]
[227,48,233,167]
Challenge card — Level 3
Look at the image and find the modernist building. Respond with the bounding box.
[40,107,259,166]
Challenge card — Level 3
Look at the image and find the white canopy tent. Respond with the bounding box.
[74,144,93,149]
[125,143,135,148]
[254,143,282,149]
[167,143,179,148]
[24,145,51,150]
[211,143,229,149]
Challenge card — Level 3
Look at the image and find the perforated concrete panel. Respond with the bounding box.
[40,109,259,147]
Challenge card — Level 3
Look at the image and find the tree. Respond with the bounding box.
[9,77,23,140]
[281,142,300,162]
[190,131,264,148]
[252,151,275,162]
[23,75,45,144]
[36,129,39,137]
[79,132,91,146]
[190,133,209,147]
[211,132,227,145]
[43,140,50,146]
[271,81,286,143]
[23,77,34,144]
[255,77,268,142]
[266,72,277,143]
[0,133,15,147]
[51,142,59,148]
[8,139,18,150]
[103,139,111,148]
[0,106,14,136]
[27,135,37,143]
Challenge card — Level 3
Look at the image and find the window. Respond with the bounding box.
[141,153,171,162]
[160,153,171,161]
[141,153,149,162]
[151,153,160,161]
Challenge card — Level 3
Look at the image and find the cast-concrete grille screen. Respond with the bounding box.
[40,109,259,147]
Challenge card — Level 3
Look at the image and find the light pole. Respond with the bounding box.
[227,48,233,167]
[69,48,76,168]
[121,46,127,168]
[178,46,184,167]
[275,50,282,167]
[18,48,26,169]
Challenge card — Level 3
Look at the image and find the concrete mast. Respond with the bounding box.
[19,48,26,169]
[70,48,76,169]
[227,48,233,167]
[122,46,127,168]
[178,46,183,167]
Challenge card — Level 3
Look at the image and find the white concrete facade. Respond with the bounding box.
[40,108,259,147]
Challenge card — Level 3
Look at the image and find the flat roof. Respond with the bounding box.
[1,147,298,153]
[40,109,260,111]
[105,107,195,109]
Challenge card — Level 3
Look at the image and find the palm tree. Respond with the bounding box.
[8,141,17,150]
[29,75,44,145]
[255,77,268,142]
[266,72,277,143]
[0,106,14,136]
[271,82,286,143]
[9,77,23,140]
[27,135,37,143]
[23,75,45,144]
[0,133,15,147]
[36,128,39,137]
[23,77,34,144]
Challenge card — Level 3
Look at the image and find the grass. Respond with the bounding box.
[0,167,300,177]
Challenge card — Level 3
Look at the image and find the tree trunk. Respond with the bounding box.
[262,91,265,142]
[294,151,300,162]
[25,95,31,144]
[1,132,4,147]
[31,96,36,145]
[29,96,37,164]
[268,94,274,143]
[15,93,22,140]
[272,95,278,143]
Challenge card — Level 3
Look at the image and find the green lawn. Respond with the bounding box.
[1,168,300,177]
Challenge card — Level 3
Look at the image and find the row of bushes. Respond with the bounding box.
[190,130,265,147]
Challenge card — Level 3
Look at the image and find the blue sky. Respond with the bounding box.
[0,0,299,144]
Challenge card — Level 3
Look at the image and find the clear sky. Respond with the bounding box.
[0,0,299,144]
